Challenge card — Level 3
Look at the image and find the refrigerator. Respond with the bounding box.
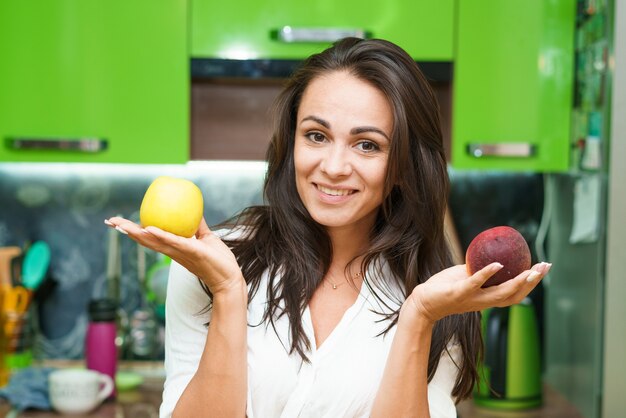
[542,1,625,417]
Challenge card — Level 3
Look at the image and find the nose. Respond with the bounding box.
[319,144,353,177]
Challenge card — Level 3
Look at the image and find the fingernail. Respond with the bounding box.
[541,262,552,274]
[527,271,541,283]
[115,226,128,235]
[104,219,114,226]
[491,262,504,271]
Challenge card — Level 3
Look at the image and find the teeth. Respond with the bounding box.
[317,185,352,196]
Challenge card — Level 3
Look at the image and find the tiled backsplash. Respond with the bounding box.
[0,161,266,360]
[0,162,543,360]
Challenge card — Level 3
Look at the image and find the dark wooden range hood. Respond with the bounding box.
[191,58,453,83]
[190,58,453,161]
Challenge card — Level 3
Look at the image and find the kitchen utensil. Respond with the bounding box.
[21,241,51,291]
[474,299,542,409]
[0,247,22,287]
[49,369,114,414]
[127,244,160,359]
[4,308,33,355]
[1,285,30,314]
[105,221,128,357]
[128,309,158,359]
[86,298,117,398]
[9,252,24,287]
[1,285,32,344]
[106,220,122,303]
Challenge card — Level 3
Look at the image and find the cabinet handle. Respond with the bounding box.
[467,143,536,158]
[273,26,371,43]
[6,137,108,153]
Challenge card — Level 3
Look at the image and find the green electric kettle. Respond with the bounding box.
[474,299,542,409]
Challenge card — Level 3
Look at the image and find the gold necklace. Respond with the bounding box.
[325,272,363,290]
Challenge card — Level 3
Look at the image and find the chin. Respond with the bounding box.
[309,211,375,232]
[310,215,348,229]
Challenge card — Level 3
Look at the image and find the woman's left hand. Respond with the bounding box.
[403,262,551,324]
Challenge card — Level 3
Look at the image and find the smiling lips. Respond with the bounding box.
[315,184,357,200]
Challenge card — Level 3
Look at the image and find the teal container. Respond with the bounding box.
[475,301,542,409]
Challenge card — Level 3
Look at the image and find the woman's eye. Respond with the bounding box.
[305,132,326,143]
[356,140,379,152]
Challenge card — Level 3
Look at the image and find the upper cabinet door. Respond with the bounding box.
[191,0,454,61]
[0,1,188,163]
[452,0,575,171]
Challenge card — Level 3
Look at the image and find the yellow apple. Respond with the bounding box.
[139,176,204,238]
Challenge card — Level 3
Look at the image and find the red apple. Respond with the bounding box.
[465,226,531,288]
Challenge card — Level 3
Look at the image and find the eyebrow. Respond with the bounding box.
[351,126,390,141]
[300,115,330,128]
[300,115,390,141]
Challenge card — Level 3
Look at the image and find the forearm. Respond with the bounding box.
[371,310,434,418]
[173,279,248,418]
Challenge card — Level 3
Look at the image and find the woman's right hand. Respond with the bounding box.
[105,216,244,295]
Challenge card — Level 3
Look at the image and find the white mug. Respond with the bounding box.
[49,369,114,414]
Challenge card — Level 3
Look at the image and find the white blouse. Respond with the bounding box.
[159,254,460,418]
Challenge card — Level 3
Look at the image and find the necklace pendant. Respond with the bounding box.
[332,283,338,289]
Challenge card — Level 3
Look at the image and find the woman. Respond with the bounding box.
[106,38,549,417]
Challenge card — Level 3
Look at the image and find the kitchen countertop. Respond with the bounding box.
[1,362,582,418]
[0,361,165,417]
[456,385,583,418]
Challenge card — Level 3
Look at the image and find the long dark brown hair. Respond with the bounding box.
[216,37,481,401]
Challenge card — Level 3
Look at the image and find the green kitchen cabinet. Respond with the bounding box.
[452,0,575,171]
[191,0,454,61]
[0,1,188,163]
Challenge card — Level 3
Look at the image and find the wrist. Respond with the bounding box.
[399,295,436,331]
[211,275,247,303]
[393,302,435,354]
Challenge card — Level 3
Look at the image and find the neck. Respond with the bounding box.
[326,225,371,270]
